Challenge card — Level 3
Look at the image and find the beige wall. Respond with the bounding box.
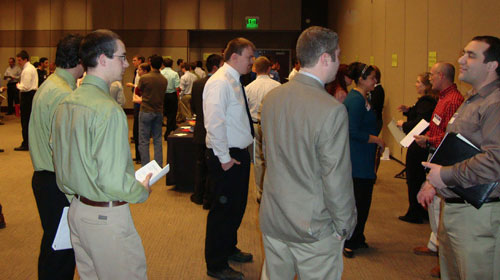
[329,0,500,161]
[0,0,301,108]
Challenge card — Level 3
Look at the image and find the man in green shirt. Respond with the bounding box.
[52,29,152,279]
[29,34,83,280]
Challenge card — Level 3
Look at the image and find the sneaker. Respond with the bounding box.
[207,267,244,280]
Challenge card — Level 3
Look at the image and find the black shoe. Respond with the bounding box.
[398,215,423,224]
[358,242,369,249]
[228,250,253,263]
[190,195,203,205]
[343,248,354,258]
[202,199,211,210]
[207,267,244,280]
[14,145,29,151]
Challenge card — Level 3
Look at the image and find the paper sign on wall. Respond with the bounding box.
[203,53,212,61]
[428,51,437,68]
[370,56,375,65]
[163,56,172,60]
[391,54,398,67]
[30,56,39,64]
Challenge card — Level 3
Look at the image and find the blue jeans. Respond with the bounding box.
[138,111,163,167]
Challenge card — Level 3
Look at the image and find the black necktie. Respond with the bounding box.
[241,85,255,138]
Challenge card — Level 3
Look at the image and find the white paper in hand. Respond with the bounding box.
[400,119,429,148]
[135,160,170,185]
[52,206,72,250]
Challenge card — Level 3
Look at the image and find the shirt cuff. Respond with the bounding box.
[218,153,231,164]
[440,166,455,186]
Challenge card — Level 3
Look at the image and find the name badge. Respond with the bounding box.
[432,114,441,126]
[448,113,458,125]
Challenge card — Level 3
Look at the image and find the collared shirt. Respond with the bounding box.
[245,75,280,122]
[17,62,38,92]
[203,63,253,163]
[37,68,48,86]
[194,67,207,79]
[138,70,168,113]
[180,71,198,95]
[52,74,149,203]
[29,68,76,172]
[299,70,324,86]
[4,65,21,84]
[160,67,180,93]
[439,79,500,199]
[425,84,464,148]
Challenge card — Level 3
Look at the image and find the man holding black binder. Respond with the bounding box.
[421,36,500,280]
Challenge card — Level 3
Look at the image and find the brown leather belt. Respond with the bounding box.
[444,197,500,204]
[75,194,127,207]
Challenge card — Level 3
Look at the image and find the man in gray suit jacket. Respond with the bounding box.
[259,26,357,280]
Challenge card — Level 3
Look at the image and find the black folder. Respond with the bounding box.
[429,132,499,209]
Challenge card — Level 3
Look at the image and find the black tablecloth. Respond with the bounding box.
[166,125,195,192]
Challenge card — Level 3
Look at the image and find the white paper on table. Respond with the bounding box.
[135,160,170,185]
[174,133,188,136]
[52,206,72,250]
[399,119,429,148]
[388,120,406,144]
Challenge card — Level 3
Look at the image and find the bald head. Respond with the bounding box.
[430,62,455,91]
[434,62,455,82]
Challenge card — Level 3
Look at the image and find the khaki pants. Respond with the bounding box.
[427,196,441,252]
[439,201,500,280]
[262,233,344,280]
[68,198,147,280]
[253,123,265,201]
[177,94,192,122]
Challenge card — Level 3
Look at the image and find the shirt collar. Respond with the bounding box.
[54,68,77,90]
[299,70,324,86]
[81,74,110,94]
[223,63,241,81]
[22,62,32,70]
[256,74,271,80]
[439,83,458,98]
[475,79,500,98]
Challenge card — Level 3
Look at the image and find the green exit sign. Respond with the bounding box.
[245,16,259,29]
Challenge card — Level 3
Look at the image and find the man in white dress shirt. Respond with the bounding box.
[245,56,280,202]
[15,50,38,151]
[203,37,255,280]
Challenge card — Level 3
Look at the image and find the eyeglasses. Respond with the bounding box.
[113,55,127,62]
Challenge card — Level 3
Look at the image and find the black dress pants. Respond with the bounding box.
[32,171,75,280]
[133,103,141,161]
[7,83,19,114]
[345,177,375,249]
[404,142,429,220]
[164,92,178,140]
[193,143,213,202]
[20,90,35,147]
[205,148,250,271]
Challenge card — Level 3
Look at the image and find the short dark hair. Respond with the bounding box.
[472,35,500,76]
[190,62,197,71]
[206,54,223,73]
[16,50,29,61]
[163,58,173,68]
[55,34,82,69]
[196,60,203,68]
[254,56,271,74]
[139,63,150,73]
[39,57,48,64]
[33,62,40,68]
[134,55,145,63]
[150,55,163,70]
[79,29,120,68]
[296,26,338,68]
[348,62,375,84]
[223,37,256,62]
[177,58,183,66]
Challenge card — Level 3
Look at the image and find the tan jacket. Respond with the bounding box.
[259,73,357,243]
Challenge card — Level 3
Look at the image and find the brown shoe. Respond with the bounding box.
[430,265,440,278]
[413,246,438,256]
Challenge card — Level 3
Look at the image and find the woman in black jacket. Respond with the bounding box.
[397,72,437,224]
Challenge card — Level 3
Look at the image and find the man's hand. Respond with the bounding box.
[397,105,409,113]
[126,82,135,88]
[422,162,447,189]
[414,135,429,148]
[221,158,241,171]
[417,180,436,209]
[141,173,153,193]
[396,120,404,128]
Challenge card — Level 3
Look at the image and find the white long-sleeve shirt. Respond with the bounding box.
[17,62,38,92]
[203,63,253,163]
[245,75,280,122]
[179,71,197,96]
